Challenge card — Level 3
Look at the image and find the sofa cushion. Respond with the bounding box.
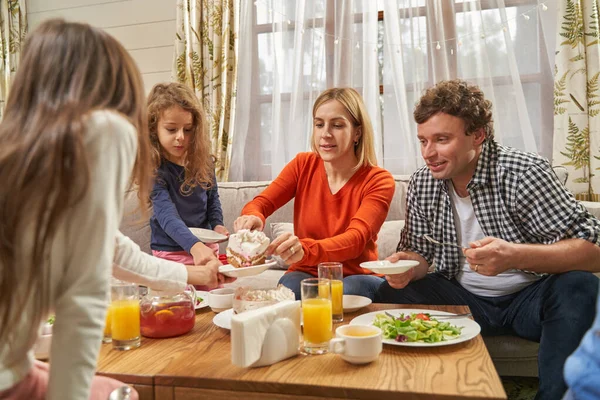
[268,220,405,269]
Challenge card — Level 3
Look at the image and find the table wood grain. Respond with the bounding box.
[97,304,507,400]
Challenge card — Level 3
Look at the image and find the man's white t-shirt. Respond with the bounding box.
[448,183,541,297]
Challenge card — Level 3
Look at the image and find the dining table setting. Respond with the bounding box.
[93,259,507,400]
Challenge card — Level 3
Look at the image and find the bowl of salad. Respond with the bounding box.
[34,315,54,360]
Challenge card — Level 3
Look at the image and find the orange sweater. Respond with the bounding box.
[241,152,395,277]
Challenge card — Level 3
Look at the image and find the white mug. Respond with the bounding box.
[208,288,234,312]
[329,324,382,364]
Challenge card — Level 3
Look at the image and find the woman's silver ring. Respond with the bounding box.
[289,245,295,255]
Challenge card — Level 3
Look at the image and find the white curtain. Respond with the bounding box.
[231,0,556,181]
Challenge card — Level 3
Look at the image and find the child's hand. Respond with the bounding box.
[233,215,264,232]
[214,225,229,236]
[190,242,218,265]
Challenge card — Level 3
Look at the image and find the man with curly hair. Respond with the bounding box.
[376,79,600,400]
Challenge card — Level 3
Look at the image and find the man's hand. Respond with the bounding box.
[233,215,264,232]
[190,242,218,265]
[382,251,423,289]
[463,237,517,276]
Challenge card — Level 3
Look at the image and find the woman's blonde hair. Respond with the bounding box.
[0,19,151,345]
[147,82,214,193]
[310,87,378,169]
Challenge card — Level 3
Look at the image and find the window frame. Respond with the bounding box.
[249,0,551,176]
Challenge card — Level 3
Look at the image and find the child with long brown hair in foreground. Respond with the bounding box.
[0,19,153,400]
[147,83,228,273]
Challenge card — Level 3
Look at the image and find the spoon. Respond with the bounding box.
[385,311,472,320]
[422,234,466,250]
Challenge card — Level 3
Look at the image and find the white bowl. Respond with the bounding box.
[208,288,235,312]
[360,260,419,275]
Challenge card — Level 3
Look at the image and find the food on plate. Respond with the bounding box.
[226,229,270,268]
[233,285,295,314]
[373,312,462,343]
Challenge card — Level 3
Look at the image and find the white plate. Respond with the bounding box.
[343,295,372,313]
[218,260,277,278]
[213,308,234,330]
[189,227,228,244]
[360,260,419,275]
[193,290,209,310]
[350,309,481,347]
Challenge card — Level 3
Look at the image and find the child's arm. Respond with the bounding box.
[206,174,227,235]
[151,181,202,253]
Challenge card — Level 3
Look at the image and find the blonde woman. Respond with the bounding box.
[0,20,152,399]
[234,88,395,300]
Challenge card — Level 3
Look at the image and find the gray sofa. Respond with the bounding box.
[120,175,600,378]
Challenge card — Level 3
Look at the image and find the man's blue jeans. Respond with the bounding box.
[279,271,385,301]
[375,271,598,400]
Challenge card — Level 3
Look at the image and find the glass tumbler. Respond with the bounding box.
[318,262,344,322]
[301,278,332,355]
[110,280,141,351]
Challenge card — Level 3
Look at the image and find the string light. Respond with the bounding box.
[253,0,540,49]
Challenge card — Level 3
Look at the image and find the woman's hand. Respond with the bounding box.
[267,232,304,264]
[190,242,218,265]
[214,224,229,236]
[233,215,264,232]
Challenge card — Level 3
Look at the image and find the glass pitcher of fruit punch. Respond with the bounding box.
[140,285,196,338]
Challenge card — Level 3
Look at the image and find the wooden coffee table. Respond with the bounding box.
[97,304,506,400]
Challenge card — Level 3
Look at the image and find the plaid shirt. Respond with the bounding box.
[398,140,600,280]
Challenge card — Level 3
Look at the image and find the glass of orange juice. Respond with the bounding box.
[110,280,141,351]
[318,262,343,322]
[301,278,332,355]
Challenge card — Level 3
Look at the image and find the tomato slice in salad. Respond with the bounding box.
[414,313,430,321]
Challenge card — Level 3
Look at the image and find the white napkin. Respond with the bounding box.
[231,300,301,367]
